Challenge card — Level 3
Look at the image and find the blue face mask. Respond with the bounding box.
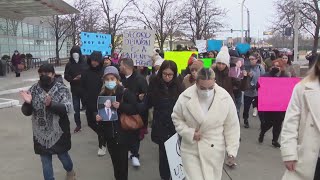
[105,81,117,90]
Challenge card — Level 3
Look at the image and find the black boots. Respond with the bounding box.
[15,73,20,77]
[258,133,264,143]
[272,141,281,148]
[244,119,249,128]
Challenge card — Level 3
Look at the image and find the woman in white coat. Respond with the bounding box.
[281,58,320,180]
[172,68,240,180]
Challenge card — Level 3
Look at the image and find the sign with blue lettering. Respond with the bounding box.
[80,32,111,56]
[165,133,186,180]
[207,40,223,52]
[122,29,155,67]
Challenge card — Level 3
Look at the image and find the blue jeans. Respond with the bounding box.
[72,94,81,127]
[234,92,243,121]
[40,152,73,180]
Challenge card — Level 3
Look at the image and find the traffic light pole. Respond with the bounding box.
[241,0,246,43]
[293,0,299,62]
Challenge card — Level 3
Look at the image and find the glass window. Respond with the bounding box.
[0,18,7,35]
[0,37,8,44]
[17,44,23,52]
[34,25,39,38]
[23,44,29,52]
[17,39,23,44]
[17,22,22,37]
[28,24,33,38]
[22,23,28,37]
[9,38,17,45]
[39,27,44,39]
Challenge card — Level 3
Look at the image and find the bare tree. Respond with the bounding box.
[133,0,184,51]
[185,0,226,44]
[273,0,320,53]
[69,0,101,46]
[100,0,134,53]
[47,15,72,59]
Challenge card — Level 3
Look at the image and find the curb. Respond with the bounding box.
[0,98,20,109]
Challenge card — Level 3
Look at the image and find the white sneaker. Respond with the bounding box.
[128,151,132,159]
[131,157,141,167]
[98,146,106,156]
[253,107,258,117]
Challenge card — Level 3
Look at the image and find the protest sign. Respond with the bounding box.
[196,40,207,53]
[165,133,186,180]
[122,29,155,67]
[258,77,300,111]
[201,58,215,68]
[164,51,198,73]
[207,40,223,52]
[236,43,251,55]
[80,32,111,56]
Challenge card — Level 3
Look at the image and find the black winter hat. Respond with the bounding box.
[90,51,103,62]
[38,64,55,74]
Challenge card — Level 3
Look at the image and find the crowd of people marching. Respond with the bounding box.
[18,44,320,180]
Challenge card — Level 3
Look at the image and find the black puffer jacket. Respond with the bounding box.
[148,76,184,144]
[100,86,140,145]
[81,59,104,112]
[64,46,88,95]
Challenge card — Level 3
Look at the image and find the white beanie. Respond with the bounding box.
[216,46,230,67]
[154,55,164,67]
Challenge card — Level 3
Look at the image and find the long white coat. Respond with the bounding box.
[171,84,240,180]
[281,80,320,180]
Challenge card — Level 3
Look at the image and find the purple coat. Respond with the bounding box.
[11,54,22,66]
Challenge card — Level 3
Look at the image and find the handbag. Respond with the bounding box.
[120,89,144,130]
[17,64,25,70]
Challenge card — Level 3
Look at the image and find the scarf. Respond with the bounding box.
[29,81,73,149]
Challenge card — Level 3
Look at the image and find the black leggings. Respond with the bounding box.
[86,110,106,148]
[259,112,285,142]
[314,158,320,180]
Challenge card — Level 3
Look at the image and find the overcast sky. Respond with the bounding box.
[65,0,276,40]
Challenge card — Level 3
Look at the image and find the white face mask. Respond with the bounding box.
[197,89,214,98]
[72,53,80,63]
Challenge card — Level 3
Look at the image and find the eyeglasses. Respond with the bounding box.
[190,68,198,72]
[162,72,174,77]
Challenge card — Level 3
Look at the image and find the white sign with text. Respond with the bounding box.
[196,40,207,53]
[165,133,186,180]
[122,29,155,67]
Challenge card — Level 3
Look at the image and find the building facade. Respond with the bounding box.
[0,17,69,60]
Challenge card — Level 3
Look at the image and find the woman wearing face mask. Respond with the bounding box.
[147,60,184,180]
[258,59,289,148]
[20,64,76,180]
[96,66,139,180]
[172,68,240,180]
[11,50,22,77]
[183,60,204,89]
[281,55,297,77]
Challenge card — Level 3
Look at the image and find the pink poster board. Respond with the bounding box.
[258,77,300,112]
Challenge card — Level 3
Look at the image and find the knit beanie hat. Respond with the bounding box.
[103,66,120,79]
[216,46,230,67]
[90,51,103,62]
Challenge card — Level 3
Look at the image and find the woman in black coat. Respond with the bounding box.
[147,60,184,180]
[96,66,139,180]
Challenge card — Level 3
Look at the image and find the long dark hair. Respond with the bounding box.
[305,55,320,82]
[156,60,178,81]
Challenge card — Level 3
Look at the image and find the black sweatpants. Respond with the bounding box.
[86,110,106,148]
[159,143,171,180]
[259,112,285,142]
[243,95,258,120]
[106,139,129,180]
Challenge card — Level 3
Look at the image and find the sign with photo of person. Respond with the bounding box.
[97,96,118,121]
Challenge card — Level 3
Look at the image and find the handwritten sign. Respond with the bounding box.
[196,40,207,53]
[80,32,111,56]
[165,133,186,180]
[258,77,300,111]
[207,40,223,52]
[122,29,155,67]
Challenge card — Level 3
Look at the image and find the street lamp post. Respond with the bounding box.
[293,0,299,62]
[241,0,246,43]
